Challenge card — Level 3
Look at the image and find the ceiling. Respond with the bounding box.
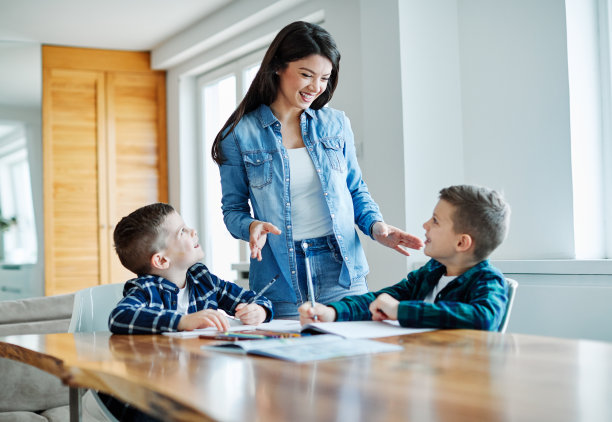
[0,0,233,108]
[0,0,232,50]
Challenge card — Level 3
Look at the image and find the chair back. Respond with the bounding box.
[498,278,519,333]
[68,283,125,333]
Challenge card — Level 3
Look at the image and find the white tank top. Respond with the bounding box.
[287,147,333,241]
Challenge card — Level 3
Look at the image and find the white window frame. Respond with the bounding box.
[195,49,265,281]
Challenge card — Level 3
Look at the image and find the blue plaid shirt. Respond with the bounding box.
[329,259,508,331]
[108,263,274,334]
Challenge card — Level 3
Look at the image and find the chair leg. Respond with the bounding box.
[69,386,84,422]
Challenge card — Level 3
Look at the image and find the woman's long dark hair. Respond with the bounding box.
[211,21,341,165]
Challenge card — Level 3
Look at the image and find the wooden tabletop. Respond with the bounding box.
[1,330,612,422]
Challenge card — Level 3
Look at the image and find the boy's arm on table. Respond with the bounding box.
[108,285,183,334]
[211,272,274,323]
[328,274,419,321]
[395,274,508,331]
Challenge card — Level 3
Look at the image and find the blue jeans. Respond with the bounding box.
[272,235,368,318]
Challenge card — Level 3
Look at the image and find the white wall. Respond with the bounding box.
[459,0,575,260]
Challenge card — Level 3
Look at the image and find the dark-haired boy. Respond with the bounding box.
[108,202,273,334]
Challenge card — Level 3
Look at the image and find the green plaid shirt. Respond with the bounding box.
[329,259,508,331]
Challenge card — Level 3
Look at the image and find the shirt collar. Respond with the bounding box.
[257,104,316,127]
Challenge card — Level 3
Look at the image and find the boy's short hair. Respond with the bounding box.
[439,185,510,261]
[113,203,175,275]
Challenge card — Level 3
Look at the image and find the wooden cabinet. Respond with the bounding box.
[43,46,167,296]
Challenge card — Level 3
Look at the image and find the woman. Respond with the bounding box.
[212,21,423,318]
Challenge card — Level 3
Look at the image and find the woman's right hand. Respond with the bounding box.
[249,220,282,261]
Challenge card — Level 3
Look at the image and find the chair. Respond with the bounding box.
[68,283,125,333]
[498,278,519,333]
[68,283,125,422]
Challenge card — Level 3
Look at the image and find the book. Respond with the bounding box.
[201,334,403,362]
[252,319,434,339]
[298,320,434,339]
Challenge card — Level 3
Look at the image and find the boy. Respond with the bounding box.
[108,202,274,334]
[298,185,510,331]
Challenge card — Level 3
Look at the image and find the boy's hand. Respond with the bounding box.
[369,293,399,321]
[177,309,230,332]
[372,222,423,256]
[298,302,336,325]
[234,303,267,325]
[249,220,282,261]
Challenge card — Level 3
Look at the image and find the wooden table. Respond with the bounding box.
[1,330,611,422]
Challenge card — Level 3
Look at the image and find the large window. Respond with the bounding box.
[197,50,263,281]
[0,121,36,264]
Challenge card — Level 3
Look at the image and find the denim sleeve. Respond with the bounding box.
[108,286,182,334]
[341,113,383,238]
[219,131,256,241]
[396,273,508,331]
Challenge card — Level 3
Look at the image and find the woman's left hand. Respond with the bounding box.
[372,222,424,256]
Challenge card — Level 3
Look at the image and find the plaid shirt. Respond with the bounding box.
[329,259,508,331]
[108,263,274,334]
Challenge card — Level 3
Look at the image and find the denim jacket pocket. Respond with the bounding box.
[243,151,273,188]
[320,137,346,171]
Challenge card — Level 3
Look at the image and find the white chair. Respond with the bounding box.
[68,283,125,333]
[498,278,519,333]
[68,283,125,422]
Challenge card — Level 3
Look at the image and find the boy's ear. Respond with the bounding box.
[456,233,473,253]
[150,252,170,270]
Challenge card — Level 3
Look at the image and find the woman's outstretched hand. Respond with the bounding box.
[372,222,423,256]
[249,220,282,261]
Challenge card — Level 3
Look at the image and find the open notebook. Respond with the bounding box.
[163,319,433,339]
[201,334,403,362]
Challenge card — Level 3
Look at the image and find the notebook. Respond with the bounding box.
[201,334,403,362]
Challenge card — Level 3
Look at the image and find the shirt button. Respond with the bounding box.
[331,214,335,218]
[324,192,328,196]
[286,203,290,206]
[292,270,296,274]
[317,169,321,173]
[289,248,293,252]
[287,225,291,229]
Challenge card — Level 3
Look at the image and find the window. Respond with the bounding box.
[0,122,36,264]
[566,0,612,259]
[197,50,263,281]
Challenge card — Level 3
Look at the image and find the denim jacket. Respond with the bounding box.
[218,104,384,303]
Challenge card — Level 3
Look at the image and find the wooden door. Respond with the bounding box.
[43,46,167,295]
[106,71,167,284]
[43,69,106,295]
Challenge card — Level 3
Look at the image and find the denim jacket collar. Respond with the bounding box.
[256,104,316,128]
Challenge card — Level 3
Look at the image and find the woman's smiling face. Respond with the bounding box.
[273,54,332,112]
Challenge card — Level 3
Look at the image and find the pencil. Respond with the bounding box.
[302,242,318,321]
[249,274,279,303]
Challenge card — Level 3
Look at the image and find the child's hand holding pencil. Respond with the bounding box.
[297,302,337,325]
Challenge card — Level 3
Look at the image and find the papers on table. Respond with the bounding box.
[202,334,403,362]
[162,317,252,338]
[300,320,434,339]
[164,319,433,339]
